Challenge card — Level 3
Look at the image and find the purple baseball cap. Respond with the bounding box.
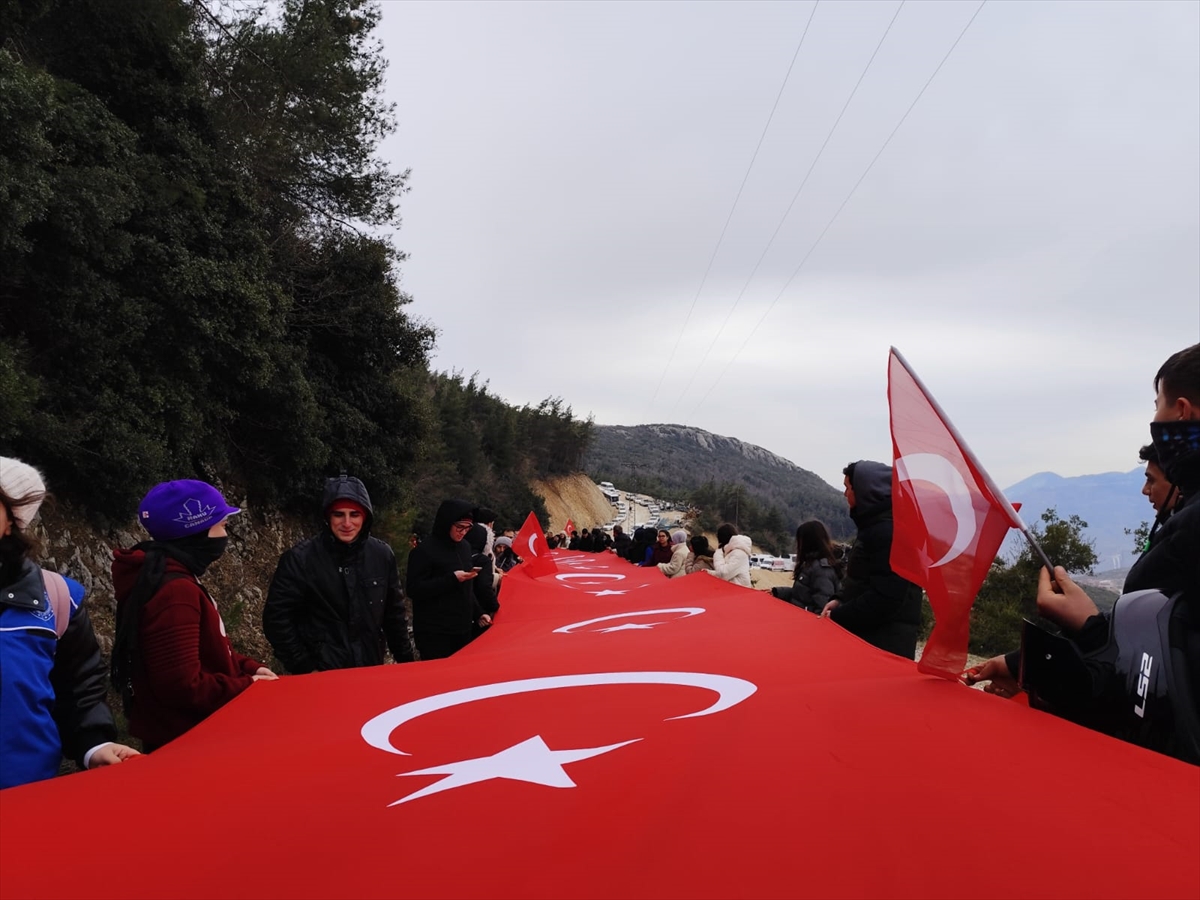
[138,480,241,541]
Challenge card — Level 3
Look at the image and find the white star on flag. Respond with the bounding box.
[390,735,640,806]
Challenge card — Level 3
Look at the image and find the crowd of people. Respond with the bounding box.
[1,344,1196,789]
[0,466,517,790]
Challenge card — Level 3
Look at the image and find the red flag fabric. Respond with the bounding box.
[1,556,1197,899]
[513,510,558,577]
[564,518,575,536]
[888,348,1023,678]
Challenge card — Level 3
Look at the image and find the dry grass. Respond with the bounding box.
[531,474,616,534]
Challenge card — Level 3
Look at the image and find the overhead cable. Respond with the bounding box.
[647,0,821,411]
[686,0,989,420]
[672,0,906,415]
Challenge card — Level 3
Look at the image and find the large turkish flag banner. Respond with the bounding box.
[2,553,1196,900]
[888,348,1023,679]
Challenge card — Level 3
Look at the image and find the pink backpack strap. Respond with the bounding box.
[40,569,72,639]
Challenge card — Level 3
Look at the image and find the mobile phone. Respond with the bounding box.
[472,566,482,571]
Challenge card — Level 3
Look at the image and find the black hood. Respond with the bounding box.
[432,499,474,542]
[466,523,489,553]
[322,475,374,519]
[848,460,893,521]
[321,474,374,547]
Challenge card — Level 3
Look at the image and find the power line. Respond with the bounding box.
[647,0,821,411]
[671,0,905,415]
[686,0,989,420]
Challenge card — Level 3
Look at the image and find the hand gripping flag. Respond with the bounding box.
[514,511,559,577]
[887,348,1023,679]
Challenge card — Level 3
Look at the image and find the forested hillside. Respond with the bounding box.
[0,0,587,534]
[585,424,853,551]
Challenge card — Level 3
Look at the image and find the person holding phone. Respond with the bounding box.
[466,523,499,633]
[406,500,490,660]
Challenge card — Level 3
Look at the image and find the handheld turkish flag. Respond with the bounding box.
[888,348,1024,679]
[514,510,558,577]
[564,519,575,537]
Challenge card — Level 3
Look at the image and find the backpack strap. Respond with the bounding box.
[40,569,73,639]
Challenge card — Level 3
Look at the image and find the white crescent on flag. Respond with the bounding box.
[894,452,977,567]
[553,608,706,634]
[360,671,758,756]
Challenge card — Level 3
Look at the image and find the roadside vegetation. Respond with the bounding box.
[0,0,588,538]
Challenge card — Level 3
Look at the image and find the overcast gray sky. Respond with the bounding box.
[377,0,1199,491]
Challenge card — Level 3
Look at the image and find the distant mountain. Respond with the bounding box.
[584,424,854,539]
[586,425,1152,570]
[1002,469,1152,572]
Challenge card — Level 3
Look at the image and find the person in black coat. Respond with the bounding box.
[969,343,1200,723]
[264,474,414,674]
[466,523,499,621]
[629,527,655,565]
[821,460,923,659]
[773,519,841,614]
[611,524,632,558]
[406,499,490,660]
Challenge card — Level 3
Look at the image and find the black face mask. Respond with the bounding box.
[1150,419,1200,487]
[170,534,229,575]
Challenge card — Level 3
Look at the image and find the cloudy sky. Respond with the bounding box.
[377,0,1199,491]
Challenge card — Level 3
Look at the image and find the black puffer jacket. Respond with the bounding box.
[612,530,633,558]
[263,476,413,674]
[773,555,840,614]
[1066,447,1200,690]
[1013,438,1200,762]
[407,500,484,636]
[830,460,923,659]
[1005,440,1200,689]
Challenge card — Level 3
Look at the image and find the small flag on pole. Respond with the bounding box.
[887,348,1023,678]
[514,511,558,577]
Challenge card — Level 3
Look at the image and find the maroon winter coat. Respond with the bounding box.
[112,550,263,749]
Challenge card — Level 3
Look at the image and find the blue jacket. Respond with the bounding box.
[0,561,116,789]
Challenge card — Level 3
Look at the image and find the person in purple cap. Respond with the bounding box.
[110,480,277,751]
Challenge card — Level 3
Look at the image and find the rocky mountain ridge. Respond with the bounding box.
[1002,467,1150,572]
[637,424,804,471]
[584,423,853,539]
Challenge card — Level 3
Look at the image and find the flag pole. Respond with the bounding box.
[889,347,1058,576]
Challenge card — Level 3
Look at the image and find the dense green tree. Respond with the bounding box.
[1125,520,1151,556]
[1,0,595,543]
[687,479,792,554]
[199,0,403,230]
[0,0,434,517]
[968,508,1100,656]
